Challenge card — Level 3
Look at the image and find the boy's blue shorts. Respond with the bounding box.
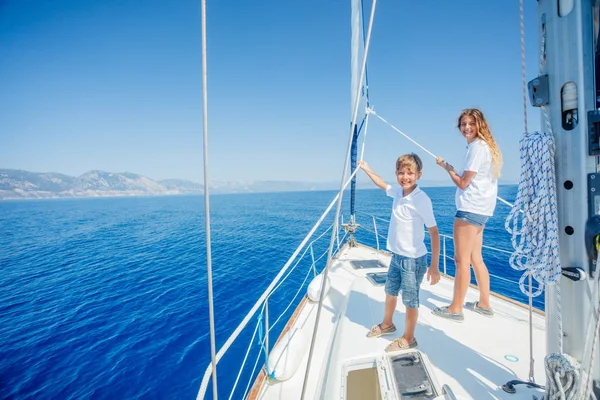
[385,253,428,309]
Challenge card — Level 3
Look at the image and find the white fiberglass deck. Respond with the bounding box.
[253,243,546,400]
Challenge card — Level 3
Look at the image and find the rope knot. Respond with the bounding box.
[544,353,581,400]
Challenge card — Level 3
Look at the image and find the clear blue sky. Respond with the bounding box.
[0,0,541,185]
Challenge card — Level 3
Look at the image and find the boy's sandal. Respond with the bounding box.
[431,306,465,322]
[385,337,418,352]
[366,323,396,338]
[465,301,494,317]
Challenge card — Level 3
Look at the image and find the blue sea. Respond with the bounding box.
[0,185,541,399]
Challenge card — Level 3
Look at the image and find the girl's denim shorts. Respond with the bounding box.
[455,210,489,227]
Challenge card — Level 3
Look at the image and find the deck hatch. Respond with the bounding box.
[350,259,387,269]
[388,351,439,399]
[341,357,386,400]
[366,272,387,286]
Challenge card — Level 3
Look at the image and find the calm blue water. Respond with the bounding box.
[0,186,540,399]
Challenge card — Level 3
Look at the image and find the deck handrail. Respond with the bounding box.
[352,212,520,285]
[355,211,514,254]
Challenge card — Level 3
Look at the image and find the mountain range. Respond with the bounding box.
[0,169,455,200]
[0,169,383,200]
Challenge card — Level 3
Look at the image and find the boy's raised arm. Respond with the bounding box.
[358,160,388,191]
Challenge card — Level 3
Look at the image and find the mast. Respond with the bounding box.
[536,0,600,389]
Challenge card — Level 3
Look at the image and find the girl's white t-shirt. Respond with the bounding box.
[455,139,498,216]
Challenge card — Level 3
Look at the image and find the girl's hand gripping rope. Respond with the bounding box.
[436,157,455,173]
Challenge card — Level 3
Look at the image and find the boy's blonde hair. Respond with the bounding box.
[457,108,503,179]
[396,153,423,173]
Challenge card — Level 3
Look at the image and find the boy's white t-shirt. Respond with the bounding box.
[455,139,498,216]
[385,185,437,258]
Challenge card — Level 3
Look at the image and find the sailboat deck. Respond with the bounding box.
[254,243,546,399]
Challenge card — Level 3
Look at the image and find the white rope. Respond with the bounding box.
[544,353,581,400]
[583,306,600,400]
[579,252,600,400]
[268,247,329,333]
[540,18,553,136]
[497,196,517,209]
[359,112,370,161]
[228,311,262,400]
[519,0,528,133]
[368,108,521,211]
[241,333,267,400]
[368,108,437,159]
[269,223,333,296]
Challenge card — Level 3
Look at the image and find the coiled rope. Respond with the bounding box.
[504,131,561,297]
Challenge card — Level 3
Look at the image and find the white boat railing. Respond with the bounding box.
[197,201,530,399]
[227,222,348,400]
[353,210,518,285]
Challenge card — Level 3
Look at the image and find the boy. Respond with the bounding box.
[359,154,440,351]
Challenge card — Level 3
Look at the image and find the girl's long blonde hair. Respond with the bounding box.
[457,108,503,179]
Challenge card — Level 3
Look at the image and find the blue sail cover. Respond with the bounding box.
[350,0,369,218]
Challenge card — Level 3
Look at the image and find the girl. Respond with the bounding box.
[432,108,502,322]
